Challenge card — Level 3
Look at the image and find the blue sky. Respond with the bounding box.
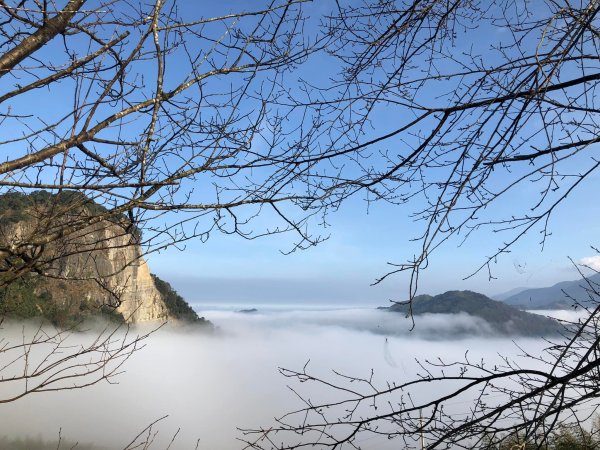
[3,0,599,306]
[137,1,600,306]
[150,167,600,305]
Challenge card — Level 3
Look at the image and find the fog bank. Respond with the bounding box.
[0,308,554,449]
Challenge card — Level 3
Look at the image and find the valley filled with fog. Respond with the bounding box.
[0,306,586,449]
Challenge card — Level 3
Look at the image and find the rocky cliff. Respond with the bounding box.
[27,219,170,323]
[0,191,196,325]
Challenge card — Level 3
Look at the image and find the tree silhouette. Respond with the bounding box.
[239,1,600,448]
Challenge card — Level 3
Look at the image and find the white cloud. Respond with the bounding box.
[0,311,554,449]
[579,255,600,271]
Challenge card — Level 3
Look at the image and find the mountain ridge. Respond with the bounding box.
[501,273,600,309]
[380,290,562,337]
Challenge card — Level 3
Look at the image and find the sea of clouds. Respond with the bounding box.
[0,307,562,449]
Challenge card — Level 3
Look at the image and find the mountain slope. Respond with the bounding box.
[0,191,206,327]
[151,274,212,327]
[502,273,600,309]
[382,290,562,337]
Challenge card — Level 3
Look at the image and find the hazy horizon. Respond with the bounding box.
[159,272,594,308]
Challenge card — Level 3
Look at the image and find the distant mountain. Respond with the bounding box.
[380,290,562,337]
[502,273,600,309]
[493,287,528,301]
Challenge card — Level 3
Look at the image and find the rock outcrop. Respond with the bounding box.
[0,191,170,324]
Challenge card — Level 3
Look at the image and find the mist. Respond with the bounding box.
[0,308,555,449]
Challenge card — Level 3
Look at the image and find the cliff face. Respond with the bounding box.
[8,218,169,323]
[61,223,167,322]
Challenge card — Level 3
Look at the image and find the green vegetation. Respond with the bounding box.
[0,275,125,328]
[0,190,110,225]
[382,290,562,337]
[151,274,212,327]
[0,276,45,319]
[0,190,140,238]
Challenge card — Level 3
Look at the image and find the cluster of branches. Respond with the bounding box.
[241,269,600,449]
[2,0,600,448]
[3,0,600,301]
[0,316,154,405]
[291,0,600,298]
[0,0,334,288]
[239,0,600,447]
[0,0,334,411]
[480,421,600,450]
